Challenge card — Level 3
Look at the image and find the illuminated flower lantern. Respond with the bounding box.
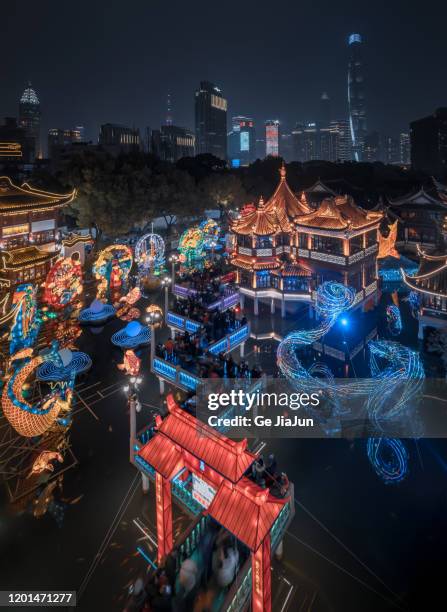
[93,244,133,298]
[178,226,205,262]
[111,320,151,349]
[135,233,165,271]
[9,284,41,355]
[117,349,141,376]
[43,257,83,309]
[79,299,115,324]
[37,346,92,382]
[199,218,221,249]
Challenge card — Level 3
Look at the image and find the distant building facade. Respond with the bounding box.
[291,120,351,163]
[400,132,411,165]
[18,83,41,161]
[194,81,227,160]
[151,125,195,162]
[265,120,280,157]
[384,136,400,165]
[410,108,447,176]
[347,34,367,161]
[227,116,256,166]
[98,123,140,155]
[48,128,82,159]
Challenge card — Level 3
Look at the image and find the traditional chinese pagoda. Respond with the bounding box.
[386,186,447,252]
[230,165,383,315]
[401,246,447,339]
[0,176,75,291]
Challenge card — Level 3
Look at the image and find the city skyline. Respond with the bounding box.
[2,0,447,143]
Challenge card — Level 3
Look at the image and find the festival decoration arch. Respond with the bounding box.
[93,244,133,297]
[43,257,83,309]
[134,233,165,270]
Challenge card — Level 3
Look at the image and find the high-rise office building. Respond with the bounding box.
[347,34,367,161]
[18,82,41,161]
[48,128,82,159]
[399,132,411,165]
[330,119,352,162]
[227,116,256,166]
[384,135,401,165]
[194,81,227,160]
[151,125,195,162]
[265,120,280,157]
[98,123,140,155]
[363,131,382,163]
[410,108,447,176]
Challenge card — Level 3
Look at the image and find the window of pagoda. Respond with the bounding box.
[364,262,376,286]
[255,270,270,289]
[239,270,253,287]
[349,234,363,254]
[276,233,290,247]
[297,233,308,249]
[312,235,344,255]
[347,269,362,291]
[237,234,252,249]
[255,235,273,249]
[283,276,310,292]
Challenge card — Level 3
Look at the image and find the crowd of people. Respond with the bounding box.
[125,522,242,612]
[156,334,261,381]
[173,298,244,344]
[178,267,235,306]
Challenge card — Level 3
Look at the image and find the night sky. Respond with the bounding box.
[1,0,446,143]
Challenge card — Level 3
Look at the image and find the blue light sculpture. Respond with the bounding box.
[79,299,116,324]
[111,320,151,349]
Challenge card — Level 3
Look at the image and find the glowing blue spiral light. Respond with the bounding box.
[367,438,408,484]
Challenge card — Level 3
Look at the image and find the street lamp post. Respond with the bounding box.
[169,253,179,287]
[161,276,172,321]
[146,310,162,368]
[124,375,143,463]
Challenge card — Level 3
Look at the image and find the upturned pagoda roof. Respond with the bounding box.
[138,394,256,483]
[0,246,57,268]
[387,187,447,211]
[230,165,310,236]
[294,195,382,231]
[401,246,447,297]
[0,176,75,213]
[231,254,281,270]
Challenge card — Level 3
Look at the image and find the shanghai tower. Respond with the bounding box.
[347,33,367,161]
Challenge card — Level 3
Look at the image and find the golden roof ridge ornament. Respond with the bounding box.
[279,162,286,180]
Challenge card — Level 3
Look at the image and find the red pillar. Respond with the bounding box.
[251,535,271,612]
[155,472,173,564]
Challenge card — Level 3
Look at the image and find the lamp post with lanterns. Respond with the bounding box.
[161,276,171,320]
[168,253,179,286]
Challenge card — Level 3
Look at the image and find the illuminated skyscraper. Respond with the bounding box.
[265,120,280,157]
[227,116,256,166]
[195,81,227,160]
[18,82,41,160]
[347,33,367,161]
[400,132,411,165]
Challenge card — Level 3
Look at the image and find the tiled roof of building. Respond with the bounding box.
[230,165,310,236]
[295,195,382,231]
[0,176,75,212]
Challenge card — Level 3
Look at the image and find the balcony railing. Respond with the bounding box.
[152,324,250,391]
